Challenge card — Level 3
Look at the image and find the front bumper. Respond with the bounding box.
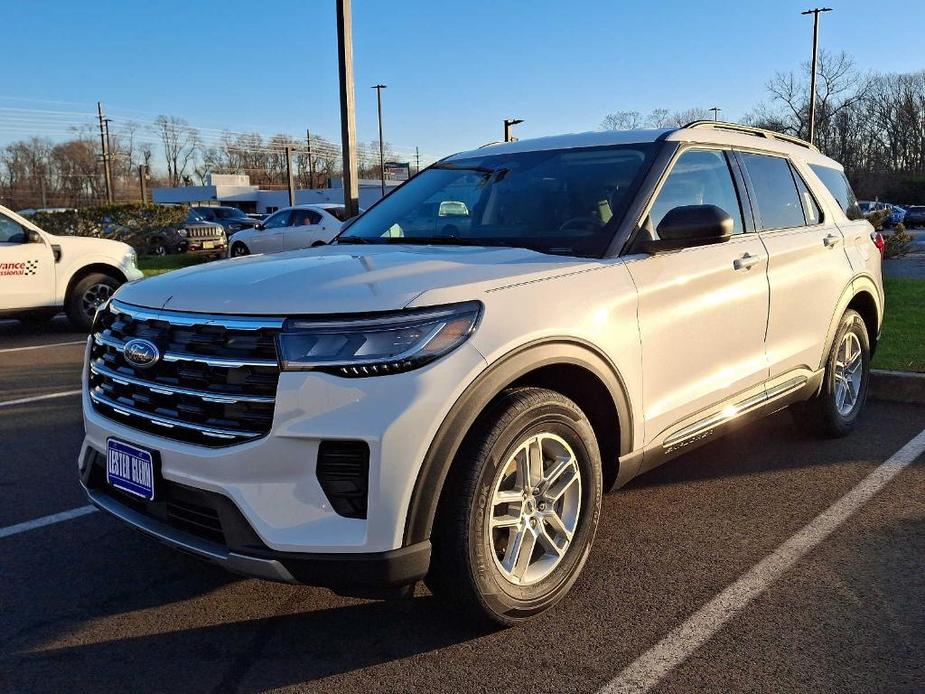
[82,469,431,590]
[80,338,487,583]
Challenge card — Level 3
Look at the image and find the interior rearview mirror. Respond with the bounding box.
[640,204,733,254]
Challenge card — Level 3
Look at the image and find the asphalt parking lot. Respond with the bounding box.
[1,319,923,694]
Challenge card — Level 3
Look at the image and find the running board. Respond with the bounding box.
[662,377,807,452]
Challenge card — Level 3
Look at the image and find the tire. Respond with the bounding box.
[149,238,168,256]
[426,387,603,626]
[791,309,870,437]
[65,273,120,331]
[231,242,249,257]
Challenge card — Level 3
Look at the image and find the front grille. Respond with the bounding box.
[88,300,283,447]
[186,225,223,239]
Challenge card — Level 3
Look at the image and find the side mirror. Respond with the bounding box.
[255,223,265,231]
[641,204,733,254]
[27,230,43,243]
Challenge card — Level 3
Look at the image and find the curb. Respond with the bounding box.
[868,369,925,405]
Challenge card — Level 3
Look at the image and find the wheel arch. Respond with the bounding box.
[64,263,127,303]
[402,338,632,546]
[819,276,883,371]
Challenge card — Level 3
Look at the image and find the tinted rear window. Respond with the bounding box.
[809,164,862,220]
[739,153,805,230]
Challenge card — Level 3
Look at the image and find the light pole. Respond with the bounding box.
[372,84,387,197]
[802,7,833,146]
[336,0,360,217]
[709,106,721,122]
[503,118,524,143]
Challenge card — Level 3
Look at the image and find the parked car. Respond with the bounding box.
[80,122,881,626]
[903,205,925,227]
[227,204,348,256]
[140,219,226,257]
[888,204,906,227]
[189,206,258,234]
[0,204,141,329]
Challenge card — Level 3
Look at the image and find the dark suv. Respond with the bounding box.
[189,206,258,234]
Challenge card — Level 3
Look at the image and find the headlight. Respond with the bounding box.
[123,249,137,269]
[277,301,482,376]
[177,228,189,237]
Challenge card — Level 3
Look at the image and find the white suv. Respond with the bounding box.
[0,206,142,329]
[79,122,881,625]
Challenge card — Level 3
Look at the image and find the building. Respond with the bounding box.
[152,173,402,213]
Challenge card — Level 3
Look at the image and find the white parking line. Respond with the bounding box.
[0,340,85,354]
[0,390,82,408]
[600,426,925,694]
[0,505,97,539]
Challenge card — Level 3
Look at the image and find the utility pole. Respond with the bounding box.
[104,117,115,201]
[415,146,420,174]
[336,0,360,217]
[138,165,148,204]
[802,7,833,146]
[97,101,113,203]
[372,84,387,197]
[503,118,524,143]
[285,145,295,207]
[306,128,315,189]
[709,106,721,122]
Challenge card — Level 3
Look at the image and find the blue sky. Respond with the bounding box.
[4,0,924,164]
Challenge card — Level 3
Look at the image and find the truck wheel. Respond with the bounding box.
[66,273,120,331]
[791,309,870,437]
[231,242,249,257]
[426,387,602,626]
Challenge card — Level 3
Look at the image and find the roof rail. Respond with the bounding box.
[680,120,818,152]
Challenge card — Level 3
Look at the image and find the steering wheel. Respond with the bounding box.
[557,216,600,233]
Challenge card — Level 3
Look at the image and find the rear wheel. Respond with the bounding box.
[65,273,119,331]
[426,387,602,626]
[231,242,249,257]
[791,309,870,437]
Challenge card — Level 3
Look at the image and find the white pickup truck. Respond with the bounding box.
[0,205,142,330]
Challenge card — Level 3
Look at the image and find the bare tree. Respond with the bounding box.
[153,115,200,186]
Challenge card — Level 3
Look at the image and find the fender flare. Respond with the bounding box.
[817,273,883,373]
[402,337,633,546]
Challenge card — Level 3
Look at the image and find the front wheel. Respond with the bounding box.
[791,308,870,437]
[230,242,250,257]
[426,387,602,626]
[66,273,120,331]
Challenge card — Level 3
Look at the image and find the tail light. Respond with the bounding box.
[871,232,885,259]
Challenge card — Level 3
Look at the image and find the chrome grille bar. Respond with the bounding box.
[94,332,278,369]
[89,389,262,440]
[89,360,275,404]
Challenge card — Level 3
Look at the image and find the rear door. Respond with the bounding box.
[0,215,56,310]
[737,151,854,380]
[625,147,770,444]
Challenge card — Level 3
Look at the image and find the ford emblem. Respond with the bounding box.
[123,338,160,369]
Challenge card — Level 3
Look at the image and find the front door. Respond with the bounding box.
[252,210,290,254]
[280,208,324,251]
[0,215,55,311]
[625,147,770,445]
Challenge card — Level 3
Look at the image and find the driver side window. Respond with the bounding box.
[649,149,744,237]
[263,211,292,229]
[0,215,27,244]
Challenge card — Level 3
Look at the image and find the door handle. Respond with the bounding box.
[823,233,841,248]
[733,253,761,271]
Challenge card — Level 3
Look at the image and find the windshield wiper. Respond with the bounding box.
[383,236,524,248]
[334,236,372,244]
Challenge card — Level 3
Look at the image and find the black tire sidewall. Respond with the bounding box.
[465,397,602,622]
[231,242,249,257]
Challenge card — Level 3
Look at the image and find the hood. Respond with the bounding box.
[115,244,598,315]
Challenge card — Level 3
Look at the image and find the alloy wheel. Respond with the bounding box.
[80,282,113,321]
[833,331,863,416]
[487,432,582,586]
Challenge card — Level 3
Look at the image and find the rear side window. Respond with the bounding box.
[739,153,805,231]
[809,164,863,220]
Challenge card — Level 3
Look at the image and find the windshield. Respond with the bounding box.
[338,144,656,257]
